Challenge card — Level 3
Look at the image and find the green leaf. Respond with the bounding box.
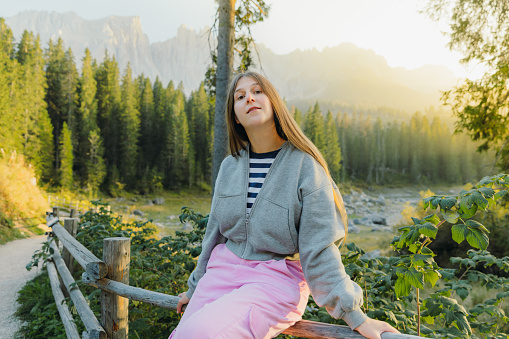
[477,187,495,199]
[424,270,440,287]
[458,197,477,218]
[395,277,411,298]
[471,191,489,210]
[411,217,420,225]
[422,214,441,225]
[422,315,434,325]
[405,268,424,289]
[494,189,508,201]
[451,224,468,244]
[442,209,460,224]
[466,219,490,233]
[430,197,441,209]
[422,197,433,210]
[478,175,495,186]
[439,196,457,211]
[466,227,489,250]
[414,253,434,265]
[408,243,419,253]
[418,222,438,238]
[456,287,469,300]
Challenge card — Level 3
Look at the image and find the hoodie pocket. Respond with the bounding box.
[214,194,246,243]
[250,197,297,254]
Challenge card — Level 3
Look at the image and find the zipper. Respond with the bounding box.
[241,142,287,257]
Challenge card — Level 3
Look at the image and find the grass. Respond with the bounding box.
[345,225,396,255]
[102,189,212,237]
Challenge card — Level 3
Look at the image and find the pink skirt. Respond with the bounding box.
[169,243,310,339]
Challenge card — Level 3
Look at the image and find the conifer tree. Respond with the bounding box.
[95,52,121,188]
[46,39,78,174]
[303,102,325,151]
[0,19,22,153]
[187,82,211,184]
[323,110,342,181]
[76,48,98,184]
[118,63,140,186]
[85,128,106,194]
[16,31,54,181]
[59,122,73,188]
[137,75,155,171]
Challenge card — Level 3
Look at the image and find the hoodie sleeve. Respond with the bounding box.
[186,169,227,299]
[298,183,368,330]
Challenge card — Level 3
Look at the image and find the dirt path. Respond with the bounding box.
[0,235,46,339]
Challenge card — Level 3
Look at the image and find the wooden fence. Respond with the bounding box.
[48,196,110,217]
[44,208,424,339]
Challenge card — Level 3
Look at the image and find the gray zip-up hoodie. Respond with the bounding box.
[186,142,368,330]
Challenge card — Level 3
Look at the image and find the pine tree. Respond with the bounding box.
[137,75,155,168]
[118,63,140,186]
[95,52,121,189]
[323,111,342,181]
[45,39,78,174]
[59,122,73,188]
[76,48,98,184]
[0,19,23,154]
[85,128,106,194]
[16,31,54,181]
[303,102,325,151]
[187,82,211,184]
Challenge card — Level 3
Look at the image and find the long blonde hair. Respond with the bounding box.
[225,71,348,240]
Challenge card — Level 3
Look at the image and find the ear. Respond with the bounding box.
[235,116,240,124]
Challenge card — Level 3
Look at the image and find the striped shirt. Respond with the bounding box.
[247,148,280,215]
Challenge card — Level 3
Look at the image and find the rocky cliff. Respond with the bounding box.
[5,10,457,111]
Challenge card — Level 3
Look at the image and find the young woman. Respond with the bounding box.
[169,72,399,339]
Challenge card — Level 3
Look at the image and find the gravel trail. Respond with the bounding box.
[0,235,46,339]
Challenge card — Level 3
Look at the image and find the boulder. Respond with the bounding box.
[371,226,392,232]
[133,209,144,217]
[182,222,193,231]
[153,197,165,205]
[361,249,381,259]
[370,215,387,226]
[348,223,361,234]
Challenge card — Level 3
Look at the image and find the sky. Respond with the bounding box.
[1,0,485,79]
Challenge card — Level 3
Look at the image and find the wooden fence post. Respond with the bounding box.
[62,218,79,275]
[70,209,77,218]
[53,206,60,218]
[101,238,130,339]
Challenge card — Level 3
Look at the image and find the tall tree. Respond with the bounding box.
[76,48,99,185]
[187,82,212,184]
[211,0,236,193]
[95,52,121,188]
[59,122,73,188]
[118,63,140,186]
[0,19,22,153]
[426,0,509,170]
[210,0,270,193]
[304,102,325,151]
[45,38,78,174]
[16,31,54,181]
[323,110,342,181]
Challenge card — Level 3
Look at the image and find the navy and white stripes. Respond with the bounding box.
[247,149,280,214]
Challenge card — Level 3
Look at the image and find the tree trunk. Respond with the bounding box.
[211,0,236,195]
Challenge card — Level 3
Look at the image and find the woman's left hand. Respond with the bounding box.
[354,318,400,339]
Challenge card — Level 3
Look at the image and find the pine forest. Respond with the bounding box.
[0,19,492,195]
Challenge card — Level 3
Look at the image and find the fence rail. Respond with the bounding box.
[43,208,424,339]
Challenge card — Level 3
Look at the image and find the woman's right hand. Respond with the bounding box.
[176,292,190,314]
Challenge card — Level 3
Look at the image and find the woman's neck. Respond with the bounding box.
[247,127,285,153]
